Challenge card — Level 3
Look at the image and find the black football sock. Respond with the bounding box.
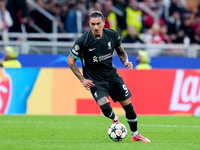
[100,102,115,120]
[122,103,138,132]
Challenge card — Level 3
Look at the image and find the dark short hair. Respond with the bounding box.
[89,11,105,20]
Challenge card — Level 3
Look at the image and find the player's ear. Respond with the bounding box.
[88,20,92,26]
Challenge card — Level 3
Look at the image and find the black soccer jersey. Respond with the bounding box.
[70,28,121,83]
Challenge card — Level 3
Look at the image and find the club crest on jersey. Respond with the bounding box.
[108,42,112,50]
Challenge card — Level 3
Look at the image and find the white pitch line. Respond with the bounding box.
[140,124,200,128]
[1,121,200,128]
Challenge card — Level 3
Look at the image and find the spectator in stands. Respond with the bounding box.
[135,50,152,70]
[159,23,173,53]
[51,3,65,33]
[114,0,127,37]
[191,13,200,44]
[159,23,171,43]
[126,0,142,35]
[104,0,118,31]
[65,0,84,33]
[30,0,64,34]
[0,46,21,68]
[45,0,55,11]
[198,4,200,14]
[198,3,200,12]
[94,1,110,29]
[94,1,111,28]
[141,0,156,8]
[0,0,13,41]
[60,2,69,30]
[141,0,155,30]
[152,3,165,27]
[29,0,47,33]
[122,26,144,43]
[83,6,95,32]
[43,0,57,33]
[6,0,28,33]
[167,10,183,43]
[168,0,186,17]
[156,0,165,20]
[141,23,164,56]
[180,14,198,44]
[142,3,164,30]
[66,0,76,11]
[94,1,103,12]
[142,23,164,44]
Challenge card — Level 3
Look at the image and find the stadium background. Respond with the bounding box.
[0,0,200,116]
[1,68,200,116]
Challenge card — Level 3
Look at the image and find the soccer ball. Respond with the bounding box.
[108,123,127,141]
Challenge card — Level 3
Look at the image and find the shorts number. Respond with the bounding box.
[122,84,129,97]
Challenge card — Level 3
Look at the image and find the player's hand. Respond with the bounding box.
[81,78,95,90]
[124,61,133,70]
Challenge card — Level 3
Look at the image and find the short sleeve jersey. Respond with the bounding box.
[70,28,121,84]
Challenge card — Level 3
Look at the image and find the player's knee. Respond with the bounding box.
[100,102,113,118]
[122,103,137,119]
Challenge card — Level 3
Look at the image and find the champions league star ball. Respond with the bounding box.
[108,123,127,141]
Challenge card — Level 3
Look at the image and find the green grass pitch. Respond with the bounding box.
[0,115,200,150]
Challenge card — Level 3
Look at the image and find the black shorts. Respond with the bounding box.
[90,75,132,103]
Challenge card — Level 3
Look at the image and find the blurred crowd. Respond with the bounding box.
[0,0,200,45]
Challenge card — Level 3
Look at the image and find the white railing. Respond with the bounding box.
[27,0,58,34]
[137,2,159,24]
[0,33,199,57]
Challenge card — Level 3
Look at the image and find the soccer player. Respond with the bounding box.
[67,11,151,142]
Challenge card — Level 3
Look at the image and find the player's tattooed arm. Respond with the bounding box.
[116,45,133,70]
[68,54,95,90]
[68,56,84,82]
[115,45,129,64]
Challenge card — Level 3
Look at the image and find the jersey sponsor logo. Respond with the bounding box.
[89,48,96,51]
[93,56,98,62]
[99,53,112,62]
[93,53,113,63]
[108,42,112,50]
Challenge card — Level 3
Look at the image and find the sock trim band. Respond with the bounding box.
[127,118,137,122]
[109,109,113,118]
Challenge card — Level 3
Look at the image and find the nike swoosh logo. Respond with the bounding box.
[125,91,129,97]
[89,48,96,51]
